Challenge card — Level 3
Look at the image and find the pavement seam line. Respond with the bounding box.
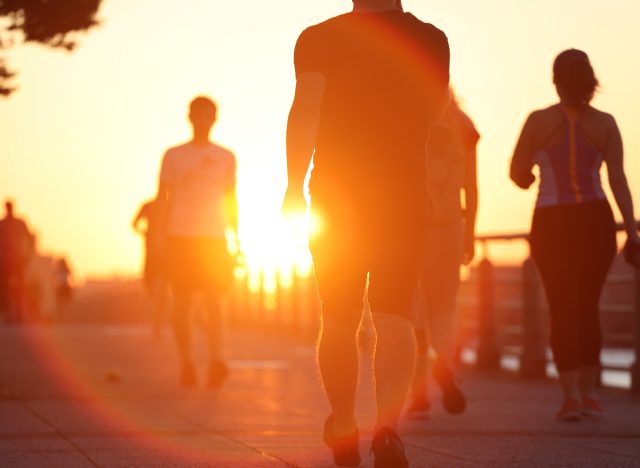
[404,440,490,467]
[550,436,640,462]
[136,399,301,468]
[18,400,102,468]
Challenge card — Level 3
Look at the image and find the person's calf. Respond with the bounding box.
[372,313,415,430]
[318,312,362,438]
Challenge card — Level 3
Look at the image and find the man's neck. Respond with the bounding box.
[352,0,400,13]
[191,134,211,147]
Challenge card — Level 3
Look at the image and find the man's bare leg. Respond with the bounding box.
[151,280,168,339]
[171,289,196,385]
[204,290,228,388]
[204,291,223,360]
[409,326,431,411]
[373,313,416,430]
[317,313,361,438]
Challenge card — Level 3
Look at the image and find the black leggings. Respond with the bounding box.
[530,201,616,372]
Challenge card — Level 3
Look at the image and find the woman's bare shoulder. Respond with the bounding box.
[522,105,563,135]
[585,105,617,125]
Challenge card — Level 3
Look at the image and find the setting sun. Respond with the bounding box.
[1,0,639,279]
[2,2,640,467]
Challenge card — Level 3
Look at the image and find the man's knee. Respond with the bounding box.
[372,312,413,328]
[320,297,364,335]
[369,294,416,322]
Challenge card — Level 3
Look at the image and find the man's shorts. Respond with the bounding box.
[309,189,428,322]
[143,248,166,292]
[166,237,233,294]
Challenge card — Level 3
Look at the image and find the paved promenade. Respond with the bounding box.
[1,324,640,467]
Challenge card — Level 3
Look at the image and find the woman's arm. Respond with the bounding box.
[604,116,639,242]
[462,145,478,265]
[510,114,537,189]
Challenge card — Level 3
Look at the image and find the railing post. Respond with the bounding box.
[274,269,284,330]
[477,255,500,369]
[258,269,267,327]
[520,256,547,378]
[234,272,248,325]
[229,267,245,325]
[248,272,260,326]
[632,266,640,394]
[228,273,238,325]
[291,265,301,335]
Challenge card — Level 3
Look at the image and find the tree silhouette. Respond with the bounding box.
[0,0,102,96]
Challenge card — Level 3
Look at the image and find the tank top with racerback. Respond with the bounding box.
[533,106,607,208]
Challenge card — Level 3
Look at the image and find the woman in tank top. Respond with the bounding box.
[510,49,639,422]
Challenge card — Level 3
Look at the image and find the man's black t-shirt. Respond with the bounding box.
[294,10,450,200]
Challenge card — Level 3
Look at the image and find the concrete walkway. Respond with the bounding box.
[1,324,639,467]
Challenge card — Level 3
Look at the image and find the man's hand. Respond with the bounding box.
[462,227,476,266]
[281,187,307,217]
[281,187,309,241]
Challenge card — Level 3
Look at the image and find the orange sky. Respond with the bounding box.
[1,0,639,278]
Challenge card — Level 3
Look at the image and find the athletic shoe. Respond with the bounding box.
[407,394,431,415]
[580,396,604,418]
[433,361,466,415]
[370,426,408,468]
[208,360,229,389]
[181,362,197,387]
[556,398,581,422]
[323,415,361,467]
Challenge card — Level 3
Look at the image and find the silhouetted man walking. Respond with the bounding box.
[0,201,32,323]
[158,96,238,388]
[282,1,449,466]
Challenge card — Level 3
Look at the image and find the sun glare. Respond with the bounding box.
[234,205,317,294]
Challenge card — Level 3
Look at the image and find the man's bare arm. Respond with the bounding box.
[282,71,326,213]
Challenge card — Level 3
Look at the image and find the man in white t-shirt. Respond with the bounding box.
[158,96,238,388]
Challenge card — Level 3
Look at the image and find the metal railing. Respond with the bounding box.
[228,223,640,394]
[471,223,640,394]
[229,268,321,341]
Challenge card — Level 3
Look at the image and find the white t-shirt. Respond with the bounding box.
[159,142,236,238]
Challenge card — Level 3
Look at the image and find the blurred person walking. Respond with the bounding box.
[52,257,73,321]
[409,94,479,417]
[282,0,450,466]
[133,198,169,338]
[0,201,33,323]
[157,96,239,388]
[510,49,640,422]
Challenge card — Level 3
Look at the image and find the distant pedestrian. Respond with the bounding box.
[158,96,239,388]
[0,201,32,323]
[409,93,479,417]
[132,198,169,338]
[53,257,73,321]
[282,0,450,465]
[510,49,640,421]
